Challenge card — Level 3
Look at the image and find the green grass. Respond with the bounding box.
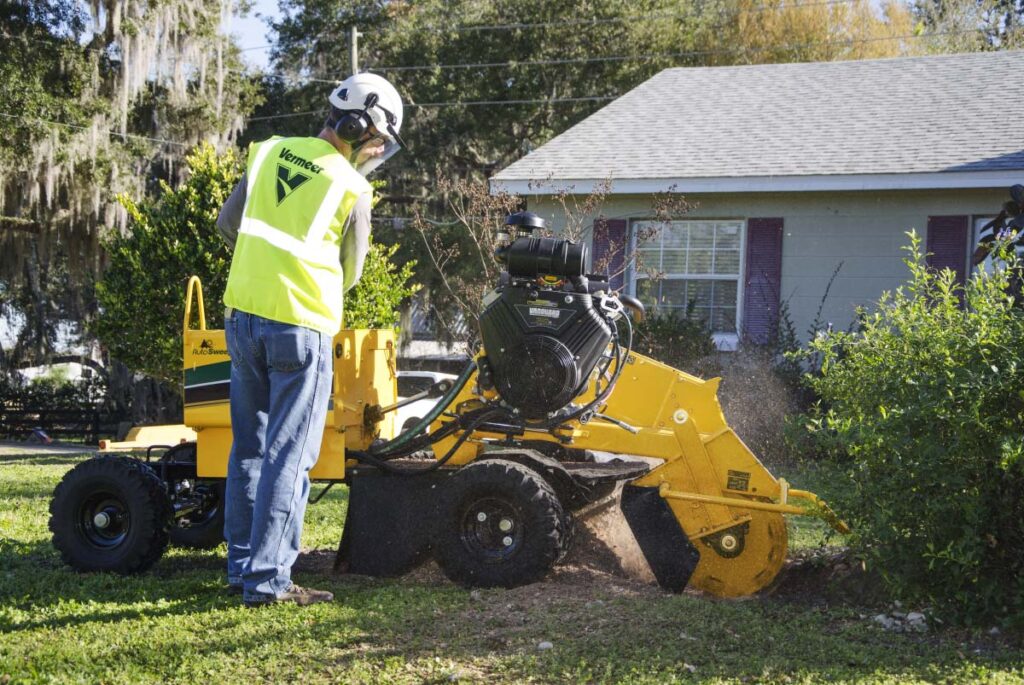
[1,453,1022,684]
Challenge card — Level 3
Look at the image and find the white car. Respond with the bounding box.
[395,370,458,434]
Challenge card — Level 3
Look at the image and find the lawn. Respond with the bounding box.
[1,451,1022,684]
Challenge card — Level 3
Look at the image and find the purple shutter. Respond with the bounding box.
[743,218,784,345]
[591,218,628,290]
[926,215,969,284]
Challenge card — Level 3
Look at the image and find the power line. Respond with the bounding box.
[243,27,996,118]
[248,27,992,88]
[0,112,186,147]
[361,0,862,34]
[246,110,326,122]
[244,95,620,122]
[363,28,989,73]
[237,0,863,51]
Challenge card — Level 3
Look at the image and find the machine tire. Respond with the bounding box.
[162,443,226,549]
[558,510,577,563]
[434,459,566,588]
[49,456,172,574]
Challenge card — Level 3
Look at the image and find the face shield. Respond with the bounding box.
[354,134,402,176]
[354,105,406,177]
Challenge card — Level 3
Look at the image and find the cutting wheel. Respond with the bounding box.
[688,509,788,598]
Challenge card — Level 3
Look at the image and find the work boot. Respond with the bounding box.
[244,583,334,608]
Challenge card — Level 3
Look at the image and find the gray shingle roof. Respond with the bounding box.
[492,51,1024,189]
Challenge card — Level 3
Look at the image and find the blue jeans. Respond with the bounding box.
[223,310,332,601]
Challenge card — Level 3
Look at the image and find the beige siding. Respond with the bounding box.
[529,188,1006,341]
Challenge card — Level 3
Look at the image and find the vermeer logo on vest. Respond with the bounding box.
[276,164,311,204]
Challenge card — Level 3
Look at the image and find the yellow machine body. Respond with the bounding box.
[428,352,845,597]
[108,277,845,599]
[180,277,397,481]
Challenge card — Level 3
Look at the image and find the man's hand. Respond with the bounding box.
[355,137,386,167]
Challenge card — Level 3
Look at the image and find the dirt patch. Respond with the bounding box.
[768,548,885,606]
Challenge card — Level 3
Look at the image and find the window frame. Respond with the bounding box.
[972,214,998,275]
[626,218,747,350]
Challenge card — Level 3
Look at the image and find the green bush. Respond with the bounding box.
[800,232,1024,627]
[632,306,716,370]
[343,240,418,330]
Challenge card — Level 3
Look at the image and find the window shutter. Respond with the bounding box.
[743,218,784,345]
[926,215,969,284]
[591,218,628,290]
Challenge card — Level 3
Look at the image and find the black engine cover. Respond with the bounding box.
[478,286,612,419]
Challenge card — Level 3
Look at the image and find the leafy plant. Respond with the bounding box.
[343,240,418,330]
[95,144,238,383]
[632,306,716,371]
[798,231,1024,627]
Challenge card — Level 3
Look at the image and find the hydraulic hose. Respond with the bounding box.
[349,407,507,476]
[368,359,478,456]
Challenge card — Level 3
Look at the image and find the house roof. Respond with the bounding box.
[491,50,1024,194]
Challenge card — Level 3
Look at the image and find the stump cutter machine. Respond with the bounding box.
[50,212,847,597]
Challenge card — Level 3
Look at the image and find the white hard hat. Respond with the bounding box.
[328,73,405,174]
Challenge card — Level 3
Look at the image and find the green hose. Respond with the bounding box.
[369,359,478,456]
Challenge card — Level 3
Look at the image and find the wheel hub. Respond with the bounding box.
[80,493,130,548]
[460,497,524,563]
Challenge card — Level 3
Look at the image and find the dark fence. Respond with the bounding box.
[0,407,121,445]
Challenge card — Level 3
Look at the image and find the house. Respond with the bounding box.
[490,51,1024,348]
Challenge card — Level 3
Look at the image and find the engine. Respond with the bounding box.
[478,212,616,420]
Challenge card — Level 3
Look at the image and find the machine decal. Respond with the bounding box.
[184,361,232,405]
[727,470,752,492]
[513,303,575,331]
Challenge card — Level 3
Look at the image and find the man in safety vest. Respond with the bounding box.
[215,73,405,607]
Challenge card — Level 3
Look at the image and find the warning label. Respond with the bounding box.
[727,470,751,491]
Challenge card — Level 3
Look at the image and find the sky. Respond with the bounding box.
[230,0,280,70]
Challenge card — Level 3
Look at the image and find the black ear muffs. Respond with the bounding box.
[333,111,369,142]
[333,92,380,143]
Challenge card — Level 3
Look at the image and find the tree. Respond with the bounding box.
[343,240,419,329]
[911,0,1024,53]
[714,0,915,64]
[95,144,238,383]
[0,0,261,369]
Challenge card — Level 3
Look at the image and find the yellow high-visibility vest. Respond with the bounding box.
[223,136,371,335]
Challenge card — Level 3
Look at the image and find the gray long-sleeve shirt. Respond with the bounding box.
[216,172,372,293]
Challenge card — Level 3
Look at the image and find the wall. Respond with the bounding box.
[529,187,1007,341]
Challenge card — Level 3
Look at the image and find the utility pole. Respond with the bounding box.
[349,25,361,75]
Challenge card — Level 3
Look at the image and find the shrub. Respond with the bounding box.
[632,307,716,371]
[799,232,1024,627]
[343,240,418,330]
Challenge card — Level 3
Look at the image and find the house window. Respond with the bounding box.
[973,215,1002,275]
[630,219,744,334]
